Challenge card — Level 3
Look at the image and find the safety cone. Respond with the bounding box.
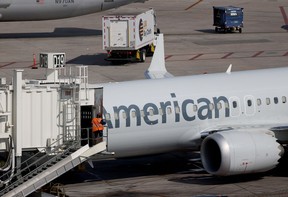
[32,54,38,69]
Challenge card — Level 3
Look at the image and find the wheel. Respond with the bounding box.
[239,28,242,33]
[140,49,146,62]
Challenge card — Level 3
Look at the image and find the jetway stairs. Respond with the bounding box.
[0,135,107,197]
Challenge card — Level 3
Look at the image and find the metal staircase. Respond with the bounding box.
[0,134,107,197]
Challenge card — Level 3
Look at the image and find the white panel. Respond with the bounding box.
[110,20,128,47]
[22,92,32,147]
[21,89,59,149]
[0,92,5,134]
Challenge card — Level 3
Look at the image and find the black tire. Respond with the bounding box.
[140,49,146,62]
[239,28,242,33]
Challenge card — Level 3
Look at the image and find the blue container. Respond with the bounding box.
[213,6,243,33]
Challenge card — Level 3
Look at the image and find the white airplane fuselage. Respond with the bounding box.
[0,0,144,21]
[103,67,288,157]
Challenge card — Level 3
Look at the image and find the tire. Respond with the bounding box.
[140,49,146,62]
[239,28,242,33]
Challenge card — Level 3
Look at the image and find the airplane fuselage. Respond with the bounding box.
[100,67,288,158]
[0,0,143,21]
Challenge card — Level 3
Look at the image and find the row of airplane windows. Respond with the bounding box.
[238,96,287,108]
[104,96,287,120]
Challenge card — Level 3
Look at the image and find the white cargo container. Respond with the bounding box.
[102,9,157,63]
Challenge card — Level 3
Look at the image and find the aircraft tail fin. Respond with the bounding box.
[145,33,173,79]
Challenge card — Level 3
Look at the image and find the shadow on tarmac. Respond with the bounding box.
[53,149,288,189]
[54,150,288,187]
[196,29,216,34]
[67,54,133,66]
[67,54,111,66]
[0,28,101,39]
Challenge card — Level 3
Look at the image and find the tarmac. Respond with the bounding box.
[1,0,288,196]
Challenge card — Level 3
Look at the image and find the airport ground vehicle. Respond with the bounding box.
[213,6,243,33]
[102,9,156,63]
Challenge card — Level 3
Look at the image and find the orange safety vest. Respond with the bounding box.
[92,117,104,132]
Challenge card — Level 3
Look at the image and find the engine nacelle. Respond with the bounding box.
[201,130,284,176]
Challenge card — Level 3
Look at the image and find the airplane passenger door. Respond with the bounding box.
[0,0,11,8]
[94,88,107,141]
[80,105,93,146]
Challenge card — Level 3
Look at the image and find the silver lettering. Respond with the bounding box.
[105,93,230,129]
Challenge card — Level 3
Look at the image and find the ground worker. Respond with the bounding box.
[91,113,105,144]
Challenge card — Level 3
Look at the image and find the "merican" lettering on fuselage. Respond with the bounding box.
[104,93,230,129]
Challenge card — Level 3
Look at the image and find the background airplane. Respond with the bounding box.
[0,0,147,21]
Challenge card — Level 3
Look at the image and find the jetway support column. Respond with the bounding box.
[13,70,23,169]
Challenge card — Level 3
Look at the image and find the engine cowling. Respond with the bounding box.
[200,130,284,176]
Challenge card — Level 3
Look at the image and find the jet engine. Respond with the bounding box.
[200,130,284,176]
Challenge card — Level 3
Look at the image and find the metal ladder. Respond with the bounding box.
[0,134,107,197]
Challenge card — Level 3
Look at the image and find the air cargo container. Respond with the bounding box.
[102,9,157,63]
[213,6,243,33]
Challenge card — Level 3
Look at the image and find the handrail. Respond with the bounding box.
[0,125,108,195]
[0,132,75,185]
[0,136,14,171]
[0,140,81,195]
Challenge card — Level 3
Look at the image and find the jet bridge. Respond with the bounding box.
[0,58,110,196]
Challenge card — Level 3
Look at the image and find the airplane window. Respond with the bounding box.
[114,113,119,120]
[141,110,145,117]
[159,108,163,115]
[257,99,261,106]
[274,97,279,104]
[193,105,198,112]
[105,113,111,120]
[122,112,127,119]
[282,96,287,103]
[247,100,252,107]
[149,109,154,116]
[175,106,180,114]
[266,98,271,105]
[209,103,214,110]
[167,107,172,114]
[217,103,222,109]
[225,102,229,109]
[232,101,237,108]
[131,111,136,118]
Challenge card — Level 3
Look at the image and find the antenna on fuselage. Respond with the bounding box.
[226,64,233,74]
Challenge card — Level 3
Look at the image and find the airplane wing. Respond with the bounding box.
[145,34,173,79]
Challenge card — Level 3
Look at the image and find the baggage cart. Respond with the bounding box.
[213,6,243,33]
